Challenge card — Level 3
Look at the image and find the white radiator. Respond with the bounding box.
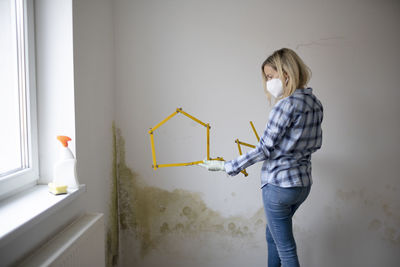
[18,213,105,267]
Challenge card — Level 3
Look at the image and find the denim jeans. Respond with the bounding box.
[262,183,311,267]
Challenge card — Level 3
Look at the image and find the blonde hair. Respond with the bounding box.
[261,48,312,105]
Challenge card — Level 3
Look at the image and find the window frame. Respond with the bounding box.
[0,0,39,200]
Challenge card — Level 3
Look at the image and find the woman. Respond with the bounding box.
[199,48,324,267]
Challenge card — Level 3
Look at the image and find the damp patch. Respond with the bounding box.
[107,122,266,263]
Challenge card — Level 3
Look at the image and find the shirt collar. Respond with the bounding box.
[295,87,312,94]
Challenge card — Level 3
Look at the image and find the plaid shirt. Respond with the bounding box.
[224,87,323,188]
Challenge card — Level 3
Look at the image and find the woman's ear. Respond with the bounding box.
[283,71,288,79]
[283,72,289,85]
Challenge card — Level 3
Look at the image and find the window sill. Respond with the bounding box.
[0,184,86,248]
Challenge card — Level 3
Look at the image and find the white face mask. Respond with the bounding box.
[266,78,285,98]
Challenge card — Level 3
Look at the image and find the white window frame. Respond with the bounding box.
[0,0,39,200]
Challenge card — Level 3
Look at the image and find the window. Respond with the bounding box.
[0,0,38,200]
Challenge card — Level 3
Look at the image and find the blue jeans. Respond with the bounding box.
[262,183,311,267]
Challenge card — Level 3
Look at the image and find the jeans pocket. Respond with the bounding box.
[265,184,280,205]
[269,185,302,205]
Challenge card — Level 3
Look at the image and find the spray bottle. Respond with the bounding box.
[49,136,80,194]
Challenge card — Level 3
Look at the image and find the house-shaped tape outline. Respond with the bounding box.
[148,108,260,177]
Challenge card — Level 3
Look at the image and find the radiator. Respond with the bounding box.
[18,213,105,267]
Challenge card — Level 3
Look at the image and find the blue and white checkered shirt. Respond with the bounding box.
[224,87,323,188]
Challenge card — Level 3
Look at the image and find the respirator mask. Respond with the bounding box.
[266,78,288,98]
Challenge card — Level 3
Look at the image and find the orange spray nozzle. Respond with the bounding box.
[57,136,72,147]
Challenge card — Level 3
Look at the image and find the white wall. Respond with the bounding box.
[0,0,114,265]
[73,0,115,215]
[114,0,400,266]
[6,0,399,266]
[36,0,75,184]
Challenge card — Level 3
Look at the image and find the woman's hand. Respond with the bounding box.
[198,160,226,172]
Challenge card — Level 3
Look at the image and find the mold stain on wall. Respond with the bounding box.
[107,122,266,265]
[336,188,400,246]
[106,122,120,267]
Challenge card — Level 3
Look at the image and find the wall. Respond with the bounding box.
[36,0,76,184]
[0,0,115,266]
[73,0,115,215]
[6,0,399,266]
[113,0,400,266]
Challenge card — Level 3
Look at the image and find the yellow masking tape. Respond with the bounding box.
[250,121,260,142]
[150,133,157,169]
[178,109,207,127]
[236,139,243,155]
[149,108,255,176]
[207,124,210,160]
[150,111,179,133]
[158,161,204,168]
[236,140,256,148]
